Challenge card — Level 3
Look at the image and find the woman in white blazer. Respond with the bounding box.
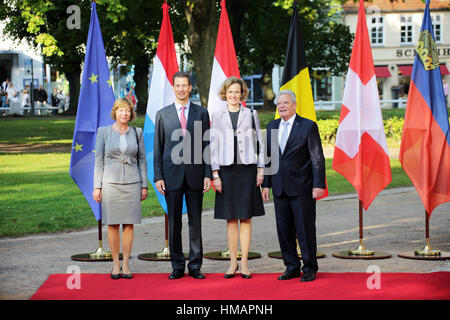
[210,77,265,279]
[93,98,148,280]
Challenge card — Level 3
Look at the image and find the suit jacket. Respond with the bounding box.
[210,105,264,171]
[262,114,325,197]
[153,102,211,191]
[93,125,148,189]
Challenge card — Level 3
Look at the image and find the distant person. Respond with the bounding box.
[57,90,66,111]
[93,97,148,280]
[1,78,9,92]
[21,89,30,115]
[51,89,60,114]
[6,81,19,104]
[126,89,136,107]
[35,85,48,105]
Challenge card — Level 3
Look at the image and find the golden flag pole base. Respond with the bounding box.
[332,200,391,260]
[414,238,441,256]
[138,215,188,261]
[349,239,374,256]
[398,210,450,260]
[88,240,112,259]
[204,248,262,260]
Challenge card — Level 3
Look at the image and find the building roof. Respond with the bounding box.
[342,0,450,13]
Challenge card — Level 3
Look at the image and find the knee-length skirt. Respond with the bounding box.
[101,182,142,225]
[214,164,265,220]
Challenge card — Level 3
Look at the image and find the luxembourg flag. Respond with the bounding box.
[207,0,242,115]
[332,0,392,210]
[143,2,179,213]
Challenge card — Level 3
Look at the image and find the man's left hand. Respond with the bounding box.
[312,188,325,199]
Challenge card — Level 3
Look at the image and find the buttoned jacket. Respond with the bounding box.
[93,125,148,189]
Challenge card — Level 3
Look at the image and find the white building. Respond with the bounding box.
[342,0,450,107]
[0,22,46,92]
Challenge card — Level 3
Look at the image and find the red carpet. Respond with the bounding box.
[31,272,450,300]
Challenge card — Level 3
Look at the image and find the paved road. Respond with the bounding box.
[0,187,449,300]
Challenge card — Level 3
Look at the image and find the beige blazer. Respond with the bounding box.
[210,105,264,171]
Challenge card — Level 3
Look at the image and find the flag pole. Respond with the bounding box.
[414,210,441,256]
[332,199,391,260]
[349,200,374,255]
[398,209,449,260]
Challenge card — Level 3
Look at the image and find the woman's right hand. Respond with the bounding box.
[213,177,222,194]
[93,188,102,203]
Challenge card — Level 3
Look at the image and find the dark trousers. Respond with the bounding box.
[273,193,318,274]
[165,177,203,272]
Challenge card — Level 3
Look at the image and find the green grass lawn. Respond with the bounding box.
[0,152,412,237]
[0,110,418,237]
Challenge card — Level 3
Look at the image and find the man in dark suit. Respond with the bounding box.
[262,89,325,282]
[154,71,211,279]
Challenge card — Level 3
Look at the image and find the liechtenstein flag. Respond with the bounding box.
[143,2,179,213]
[399,0,450,215]
[69,2,115,221]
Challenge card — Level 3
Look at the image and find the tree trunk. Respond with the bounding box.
[64,66,81,115]
[184,0,218,108]
[260,63,276,111]
[226,0,250,57]
[133,60,149,115]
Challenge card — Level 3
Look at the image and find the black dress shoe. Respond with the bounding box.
[121,269,133,279]
[278,270,301,280]
[168,270,185,280]
[111,267,121,280]
[188,270,206,279]
[224,265,239,279]
[241,273,252,279]
[300,272,316,282]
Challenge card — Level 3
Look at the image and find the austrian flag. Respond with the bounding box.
[332,0,392,210]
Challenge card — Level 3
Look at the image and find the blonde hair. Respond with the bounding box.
[111,98,136,122]
[218,76,249,102]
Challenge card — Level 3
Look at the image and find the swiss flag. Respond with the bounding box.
[207,0,242,116]
[332,0,392,210]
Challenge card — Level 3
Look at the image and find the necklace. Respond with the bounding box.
[113,123,129,134]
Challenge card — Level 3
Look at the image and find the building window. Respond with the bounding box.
[431,15,442,43]
[400,16,413,44]
[369,16,384,45]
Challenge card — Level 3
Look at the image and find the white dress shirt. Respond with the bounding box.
[175,100,190,124]
[278,114,296,147]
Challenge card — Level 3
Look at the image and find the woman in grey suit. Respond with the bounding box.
[93,98,148,280]
[210,77,265,279]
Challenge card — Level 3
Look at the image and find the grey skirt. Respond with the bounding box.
[101,182,142,225]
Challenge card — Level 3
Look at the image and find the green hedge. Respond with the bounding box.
[317,117,405,145]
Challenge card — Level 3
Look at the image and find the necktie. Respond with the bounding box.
[180,105,187,135]
[280,121,289,153]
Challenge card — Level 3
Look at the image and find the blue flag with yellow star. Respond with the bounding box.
[69,2,114,221]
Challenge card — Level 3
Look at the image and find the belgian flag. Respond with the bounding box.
[277,1,328,199]
[277,0,316,122]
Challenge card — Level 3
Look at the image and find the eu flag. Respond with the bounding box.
[69,2,115,221]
